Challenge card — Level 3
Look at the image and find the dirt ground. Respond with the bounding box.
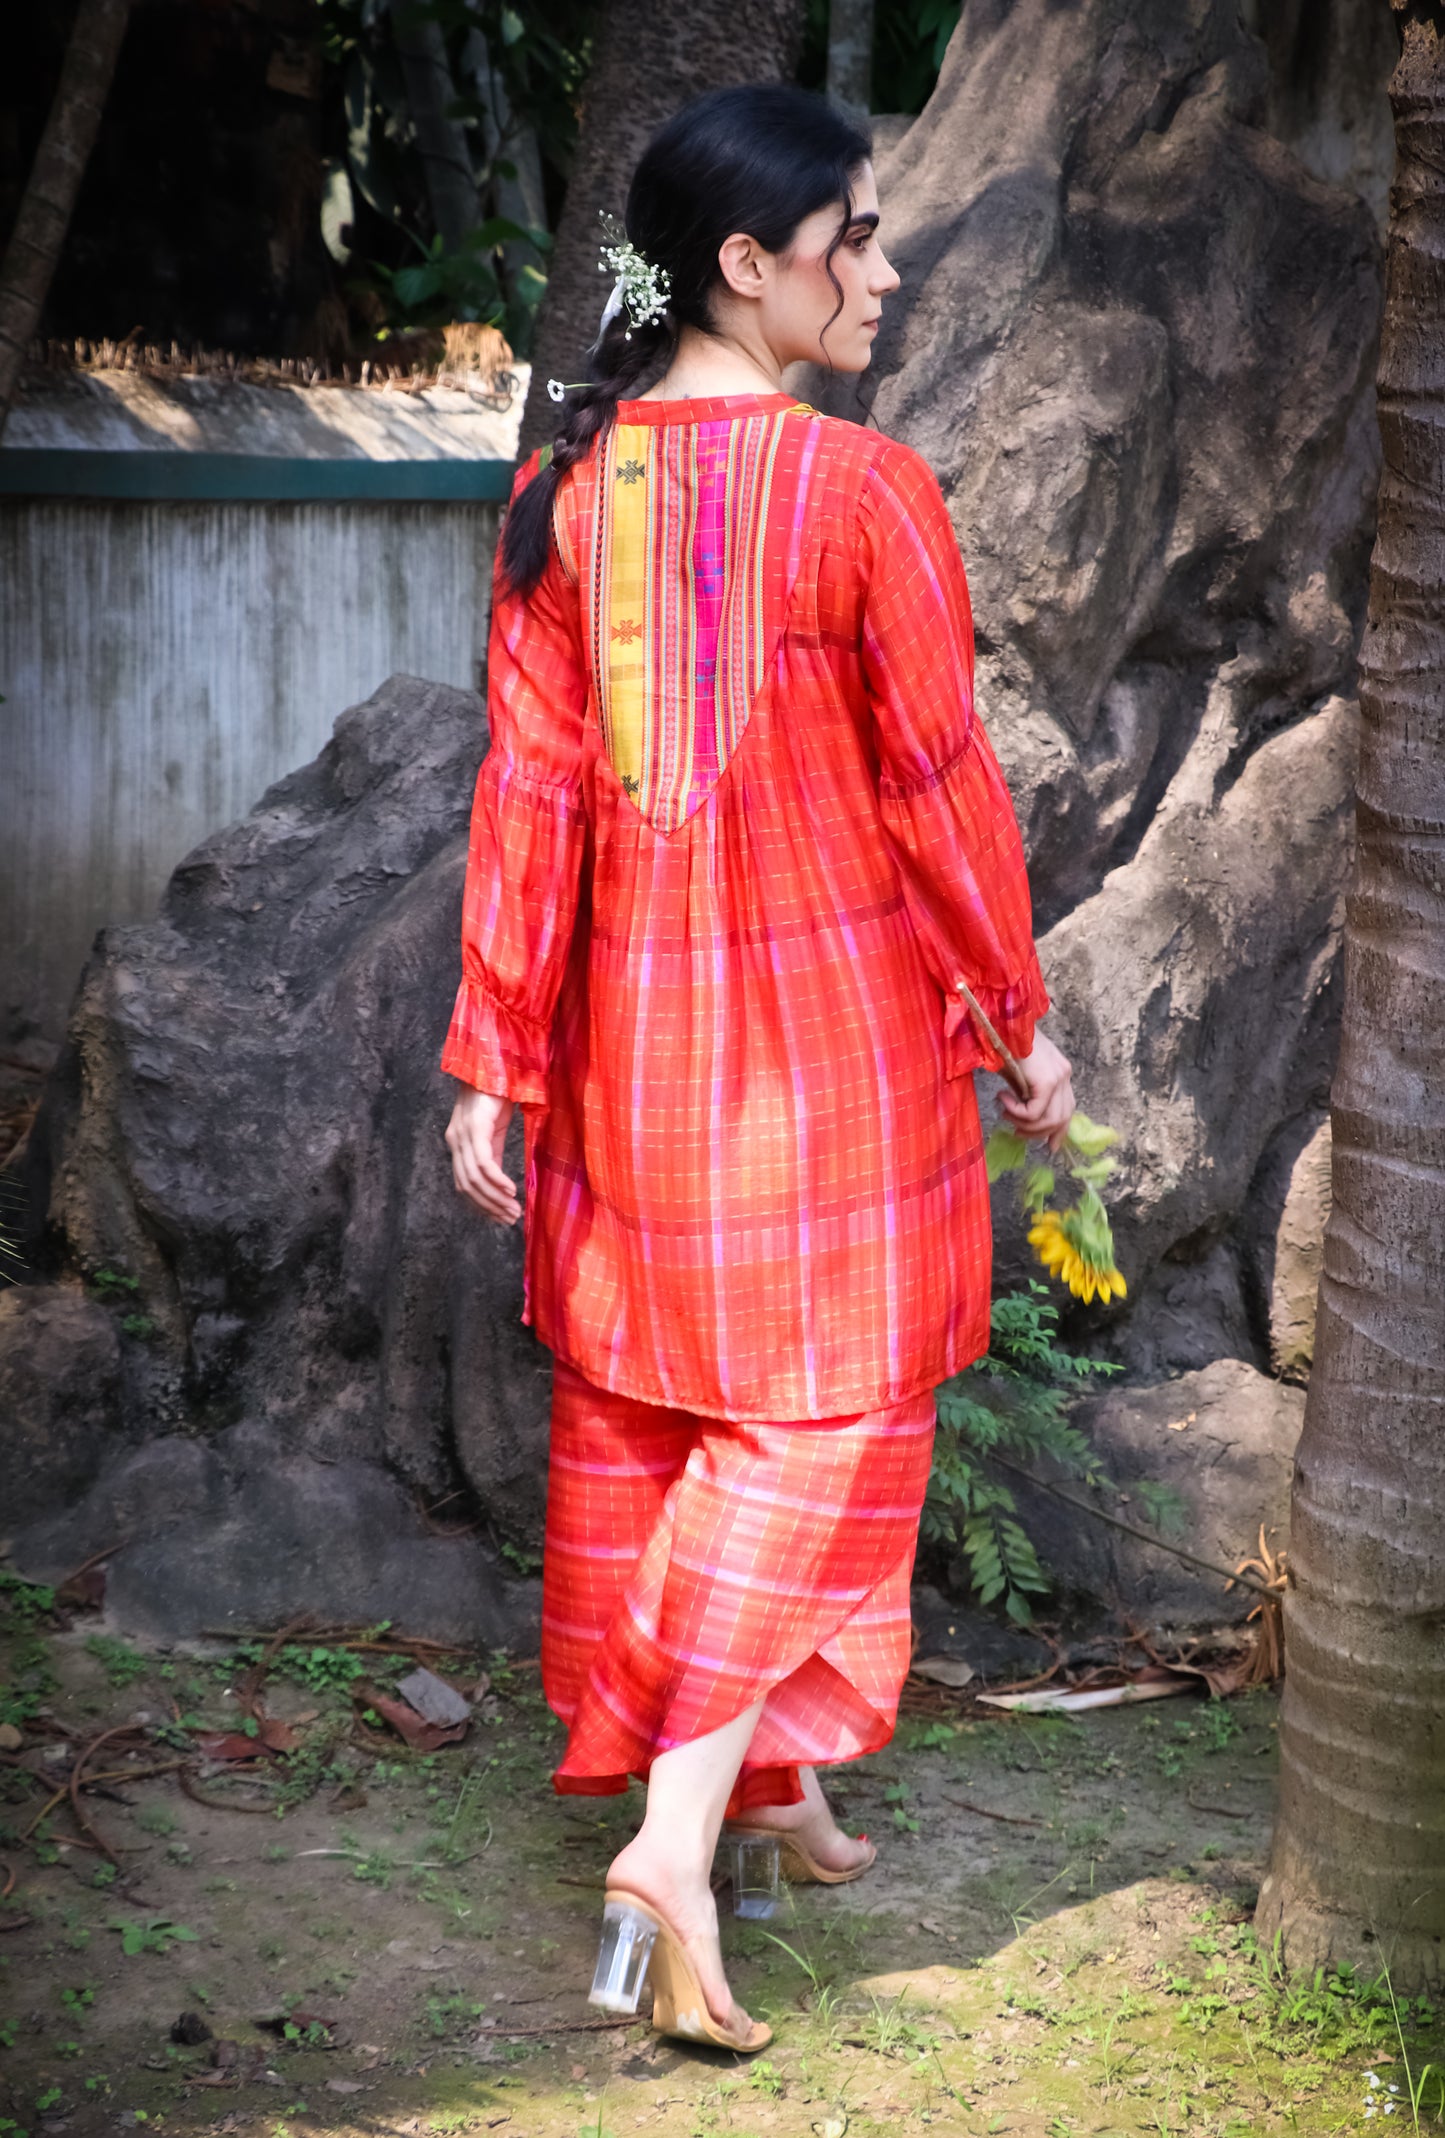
[2,1589,1440,2138]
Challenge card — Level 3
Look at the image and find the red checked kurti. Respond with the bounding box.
[441,390,1049,1423]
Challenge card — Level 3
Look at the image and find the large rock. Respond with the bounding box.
[0,1286,122,1531]
[10,1419,537,1649]
[6,677,546,1642]
[1003,1358,1305,1625]
[826,0,1384,1369]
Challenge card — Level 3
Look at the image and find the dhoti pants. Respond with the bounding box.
[541,1357,936,1815]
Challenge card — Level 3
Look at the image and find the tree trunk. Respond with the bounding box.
[826,0,874,119]
[462,28,548,298]
[0,0,133,436]
[1255,0,1445,1992]
[517,0,809,461]
[389,0,480,254]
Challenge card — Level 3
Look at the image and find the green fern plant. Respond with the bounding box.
[927,1282,1123,1624]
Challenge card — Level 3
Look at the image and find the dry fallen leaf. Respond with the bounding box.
[356,1685,467,1752]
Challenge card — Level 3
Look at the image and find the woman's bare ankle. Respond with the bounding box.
[605,1830,739,2024]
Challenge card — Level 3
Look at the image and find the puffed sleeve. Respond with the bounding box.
[859,441,1050,1078]
[439,452,589,1103]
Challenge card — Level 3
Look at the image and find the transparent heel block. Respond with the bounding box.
[729,1833,781,1920]
[588,1901,658,2014]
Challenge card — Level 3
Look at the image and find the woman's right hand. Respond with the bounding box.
[446,1087,521,1224]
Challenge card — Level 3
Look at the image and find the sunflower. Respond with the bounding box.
[1026,1207,1127,1306]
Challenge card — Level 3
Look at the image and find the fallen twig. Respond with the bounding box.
[1186,1792,1255,1821]
[70,1726,140,1864]
[202,1623,479,1660]
[942,1795,1043,1829]
[176,1766,279,1814]
[295,1847,487,1869]
[983,1453,1275,1599]
[468,2017,632,2043]
[83,1758,192,1786]
[55,1537,132,1591]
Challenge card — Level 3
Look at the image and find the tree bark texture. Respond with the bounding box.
[517,0,808,461]
[826,0,874,118]
[389,0,481,254]
[1256,0,1445,1992]
[462,28,548,298]
[0,0,132,435]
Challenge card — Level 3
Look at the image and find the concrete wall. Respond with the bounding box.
[1,494,500,1046]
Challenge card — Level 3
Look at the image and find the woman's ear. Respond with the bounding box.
[717,231,768,301]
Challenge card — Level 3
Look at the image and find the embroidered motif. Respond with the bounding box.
[582,409,819,833]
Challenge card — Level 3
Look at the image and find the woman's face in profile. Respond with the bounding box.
[720,161,901,374]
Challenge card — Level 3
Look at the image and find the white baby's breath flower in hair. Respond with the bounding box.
[596,211,671,338]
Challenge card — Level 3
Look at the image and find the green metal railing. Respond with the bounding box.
[0,452,518,502]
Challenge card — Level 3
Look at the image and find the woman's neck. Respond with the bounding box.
[634,325,784,402]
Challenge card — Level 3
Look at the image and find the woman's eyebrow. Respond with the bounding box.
[848,210,881,233]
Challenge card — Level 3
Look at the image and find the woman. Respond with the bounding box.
[442,83,1073,2052]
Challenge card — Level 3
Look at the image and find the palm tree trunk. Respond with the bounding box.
[517,0,809,462]
[0,0,133,436]
[1255,0,1445,1991]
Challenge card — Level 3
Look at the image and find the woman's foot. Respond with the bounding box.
[726,1765,873,1876]
[607,1827,757,2036]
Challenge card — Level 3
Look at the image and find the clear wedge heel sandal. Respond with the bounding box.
[587,1888,772,2053]
[720,1823,877,1913]
[723,1831,782,1919]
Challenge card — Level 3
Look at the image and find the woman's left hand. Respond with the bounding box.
[996,1027,1075,1153]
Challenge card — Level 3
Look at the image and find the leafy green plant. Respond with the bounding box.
[83,1636,149,1689]
[927,1283,1121,1622]
[423,1989,483,2039]
[884,1780,919,1834]
[316,0,591,354]
[375,217,548,332]
[0,1571,57,1628]
[106,1917,199,1958]
[88,1266,138,1301]
[226,1639,368,1699]
[798,0,963,117]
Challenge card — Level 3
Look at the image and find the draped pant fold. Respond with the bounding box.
[541,1358,936,1814]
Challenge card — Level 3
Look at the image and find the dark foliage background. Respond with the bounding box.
[1,0,953,364]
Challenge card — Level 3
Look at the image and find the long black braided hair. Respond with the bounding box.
[499,83,872,601]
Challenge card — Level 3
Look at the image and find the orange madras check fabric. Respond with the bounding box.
[542,1358,936,1809]
[440,389,1049,1422]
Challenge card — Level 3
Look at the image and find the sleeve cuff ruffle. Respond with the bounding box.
[440,977,552,1106]
[941,957,1051,1080]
